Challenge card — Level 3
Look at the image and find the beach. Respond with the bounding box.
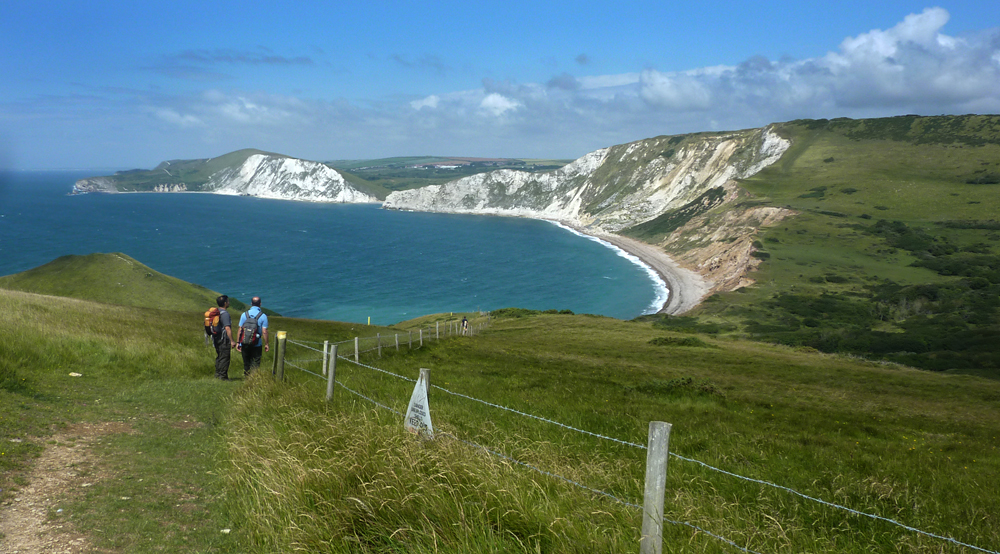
[556,223,709,315]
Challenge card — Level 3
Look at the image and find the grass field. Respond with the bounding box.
[2,279,998,552]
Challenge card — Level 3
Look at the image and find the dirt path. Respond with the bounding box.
[0,422,131,553]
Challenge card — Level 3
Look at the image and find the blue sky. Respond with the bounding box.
[1,1,998,170]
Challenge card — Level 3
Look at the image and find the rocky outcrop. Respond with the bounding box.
[71,177,117,194]
[662,205,797,294]
[152,184,188,193]
[205,154,378,203]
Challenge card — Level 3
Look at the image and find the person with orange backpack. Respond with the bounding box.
[205,295,235,380]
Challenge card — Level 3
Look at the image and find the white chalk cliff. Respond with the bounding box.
[383,126,789,232]
[383,126,794,303]
[206,154,378,203]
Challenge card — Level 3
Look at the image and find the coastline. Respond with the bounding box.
[552,222,709,315]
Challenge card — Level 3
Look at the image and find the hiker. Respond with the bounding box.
[236,296,269,376]
[213,295,235,380]
[461,316,469,336]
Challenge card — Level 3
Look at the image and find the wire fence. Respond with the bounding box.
[275,328,997,554]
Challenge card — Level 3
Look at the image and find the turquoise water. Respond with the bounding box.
[0,171,664,324]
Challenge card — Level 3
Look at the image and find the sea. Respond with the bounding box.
[0,170,666,325]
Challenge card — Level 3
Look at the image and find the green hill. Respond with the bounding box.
[0,252,248,313]
[668,115,1000,376]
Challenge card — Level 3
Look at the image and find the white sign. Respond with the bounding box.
[404,368,434,439]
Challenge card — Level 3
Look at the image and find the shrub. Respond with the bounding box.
[648,336,715,348]
[633,376,725,398]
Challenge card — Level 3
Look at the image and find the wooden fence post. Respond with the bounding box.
[271,333,279,374]
[354,336,359,363]
[322,340,329,376]
[275,331,287,381]
[377,333,382,358]
[326,344,337,402]
[436,321,439,340]
[395,333,399,351]
[419,328,423,347]
[640,421,672,554]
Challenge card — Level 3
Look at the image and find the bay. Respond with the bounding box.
[0,171,664,325]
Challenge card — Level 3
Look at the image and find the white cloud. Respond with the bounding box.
[37,8,995,169]
[479,93,521,117]
[410,95,440,110]
[639,70,714,110]
[153,108,203,128]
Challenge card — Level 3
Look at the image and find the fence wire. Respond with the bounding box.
[329,351,999,554]
[291,359,760,554]
[279,332,998,554]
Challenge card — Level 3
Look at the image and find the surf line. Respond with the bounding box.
[547,220,670,315]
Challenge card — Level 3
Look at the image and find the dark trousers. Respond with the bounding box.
[241,345,263,376]
[214,339,230,379]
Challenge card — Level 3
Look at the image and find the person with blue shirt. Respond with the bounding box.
[236,296,269,377]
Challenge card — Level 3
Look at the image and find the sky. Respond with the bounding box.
[1,1,998,170]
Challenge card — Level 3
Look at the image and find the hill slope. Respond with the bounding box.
[0,253,247,313]
[673,115,1000,374]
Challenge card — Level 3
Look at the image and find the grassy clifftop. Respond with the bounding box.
[665,115,1000,375]
[0,253,247,313]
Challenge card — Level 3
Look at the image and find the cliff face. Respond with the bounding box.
[72,151,378,203]
[663,205,797,295]
[205,154,378,203]
[383,126,792,299]
[72,177,117,194]
[383,126,788,231]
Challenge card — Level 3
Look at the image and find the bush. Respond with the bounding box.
[648,336,715,348]
[633,376,725,399]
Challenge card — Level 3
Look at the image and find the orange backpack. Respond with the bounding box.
[204,307,221,337]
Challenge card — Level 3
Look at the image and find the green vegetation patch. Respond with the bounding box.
[648,336,716,348]
[630,376,725,399]
[701,115,1000,375]
[491,307,575,318]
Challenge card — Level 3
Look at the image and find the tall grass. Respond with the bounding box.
[223,374,639,553]
[221,313,1000,553]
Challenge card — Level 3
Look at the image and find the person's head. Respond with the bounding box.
[216,295,229,307]
[251,296,261,307]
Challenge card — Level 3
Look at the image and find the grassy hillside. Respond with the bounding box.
[678,115,1000,375]
[3,255,998,552]
[0,252,250,313]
